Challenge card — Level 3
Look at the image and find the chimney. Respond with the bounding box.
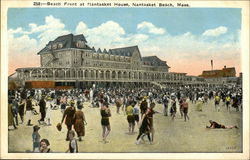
[224,65,226,69]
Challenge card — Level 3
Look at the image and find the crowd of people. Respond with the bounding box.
[8,85,242,152]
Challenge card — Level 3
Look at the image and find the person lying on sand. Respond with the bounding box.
[206,120,238,129]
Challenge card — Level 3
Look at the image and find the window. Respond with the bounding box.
[81,58,84,65]
[52,44,57,49]
[58,43,63,49]
[76,41,85,48]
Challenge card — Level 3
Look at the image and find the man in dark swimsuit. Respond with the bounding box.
[26,96,33,126]
[38,95,46,125]
[100,102,111,143]
[182,98,189,122]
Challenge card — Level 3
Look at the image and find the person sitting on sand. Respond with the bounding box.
[206,120,238,129]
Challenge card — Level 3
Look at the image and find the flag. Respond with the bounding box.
[211,60,213,70]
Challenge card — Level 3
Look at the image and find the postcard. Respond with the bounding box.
[1,0,249,159]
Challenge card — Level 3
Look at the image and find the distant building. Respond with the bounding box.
[199,66,236,78]
[199,66,241,87]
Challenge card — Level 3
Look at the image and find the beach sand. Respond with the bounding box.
[8,99,242,153]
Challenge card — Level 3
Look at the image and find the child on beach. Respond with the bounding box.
[32,125,41,152]
[66,130,78,153]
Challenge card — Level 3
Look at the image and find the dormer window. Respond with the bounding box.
[76,41,85,48]
[52,44,57,49]
[58,43,63,49]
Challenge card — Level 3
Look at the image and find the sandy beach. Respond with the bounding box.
[8,99,242,153]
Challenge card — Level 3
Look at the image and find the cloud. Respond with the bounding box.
[8,27,31,34]
[85,21,125,47]
[8,15,71,74]
[8,33,40,74]
[202,26,228,37]
[75,20,148,49]
[75,21,240,75]
[8,34,37,53]
[75,22,88,35]
[8,17,240,76]
[137,21,166,35]
[9,15,70,47]
[127,34,149,44]
[36,15,70,46]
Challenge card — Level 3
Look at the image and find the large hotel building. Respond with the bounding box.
[12,34,239,89]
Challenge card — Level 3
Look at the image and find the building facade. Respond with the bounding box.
[14,34,223,89]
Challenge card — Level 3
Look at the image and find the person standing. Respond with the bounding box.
[38,95,46,125]
[50,90,56,109]
[115,97,122,114]
[8,98,17,129]
[214,95,220,112]
[121,96,127,114]
[89,88,93,103]
[179,98,184,118]
[74,105,87,141]
[232,96,239,112]
[135,111,151,145]
[12,97,19,126]
[26,96,33,126]
[76,96,83,110]
[140,97,148,116]
[225,95,231,111]
[18,98,25,124]
[170,97,177,120]
[182,98,189,122]
[45,97,53,126]
[146,102,156,142]
[60,94,67,115]
[32,125,41,152]
[100,102,111,143]
[66,130,78,153]
[61,100,76,141]
[196,97,203,112]
[133,101,140,126]
[126,102,135,134]
[162,95,169,116]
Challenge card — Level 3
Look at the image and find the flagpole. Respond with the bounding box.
[211,60,213,70]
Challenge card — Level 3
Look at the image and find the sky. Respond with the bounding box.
[7,8,241,76]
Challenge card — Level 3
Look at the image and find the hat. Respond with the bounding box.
[47,96,52,100]
[70,100,75,105]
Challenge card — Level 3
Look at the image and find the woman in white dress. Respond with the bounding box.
[45,97,52,126]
